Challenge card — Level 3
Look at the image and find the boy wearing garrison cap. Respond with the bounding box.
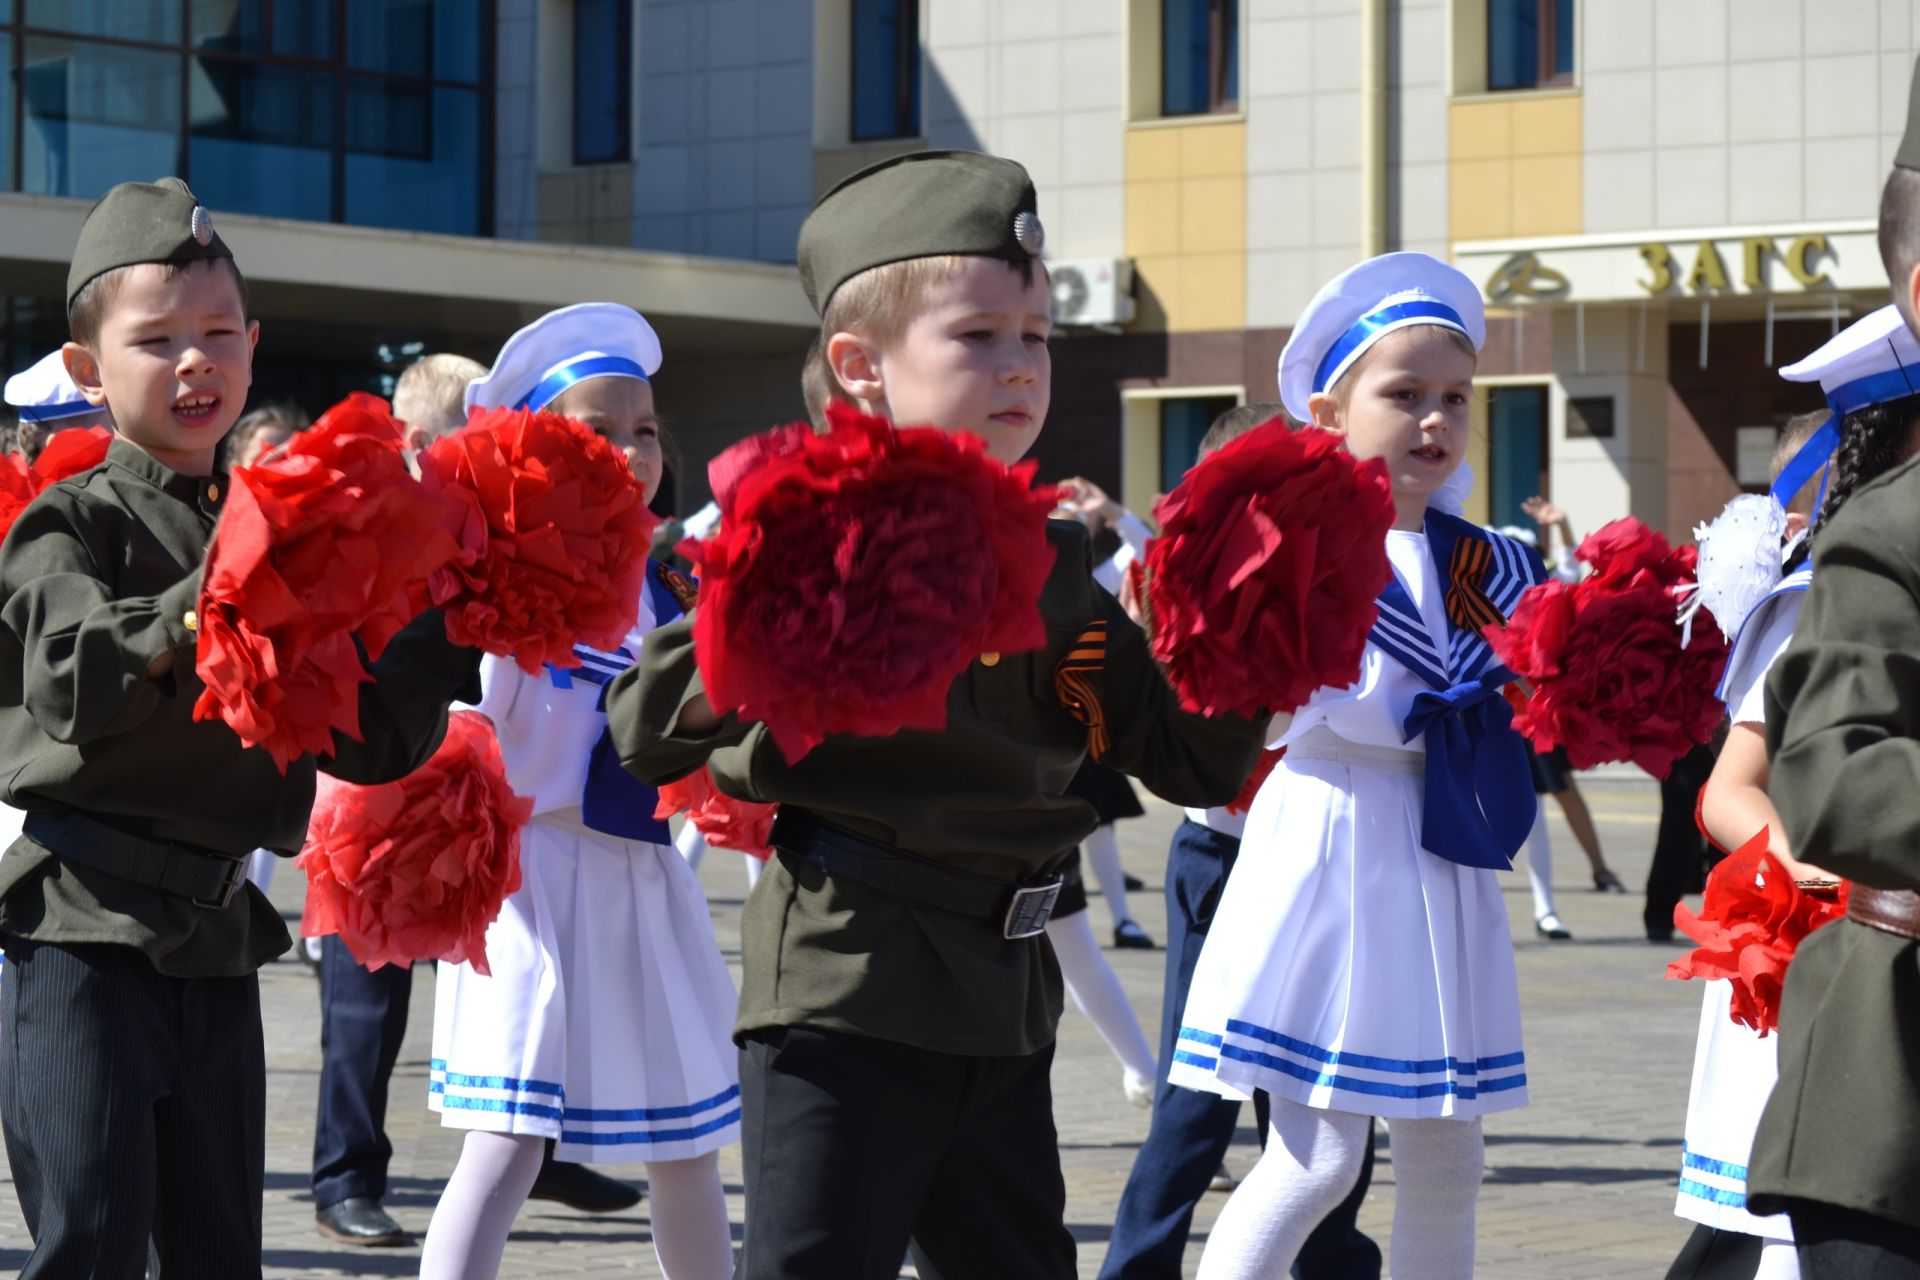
[609,151,1265,1280]
[1750,58,1920,1273]
[0,179,480,1278]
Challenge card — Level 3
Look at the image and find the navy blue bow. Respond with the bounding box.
[1401,667,1536,871]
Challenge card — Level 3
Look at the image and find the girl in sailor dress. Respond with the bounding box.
[420,304,739,1280]
[1171,254,1543,1280]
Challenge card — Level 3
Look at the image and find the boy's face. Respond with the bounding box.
[64,259,257,477]
[547,375,664,506]
[1308,326,1474,506]
[839,256,1052,463]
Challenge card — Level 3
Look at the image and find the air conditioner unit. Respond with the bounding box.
[1051,258,1136,327]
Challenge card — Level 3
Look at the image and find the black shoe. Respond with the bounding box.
[314,1197,409,1247]
[1123,873,1145,891]
[529,1142,643,1214]
[1113,920,1156,950]
[1592,868,1628,894]
[1648,928,1677,944]
[1534,913,1572,940]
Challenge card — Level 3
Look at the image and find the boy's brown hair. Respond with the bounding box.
[1200,402,1289,460]
[392,353,486,440]
[67,258,250,349]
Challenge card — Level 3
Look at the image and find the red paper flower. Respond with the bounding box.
[420,407,658,673]
[0,425,113,543]
[194,394,464,771]
[1667,827,1849,1036]
[1225,746,1287,816]
[1487,518,1727,780]
[299,711,532,974]
[1146,422,1396,719]
[654,766,776,860]
[685,402,1058,762]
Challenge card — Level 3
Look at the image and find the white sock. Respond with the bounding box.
[643,1152,734,1280]
[676,825,707,871]
[420,1130,545,1279]
[1046,910,1156,1082]
[1755,1239,1801,1280]
[1525,808,1557,923]
[1384,1116,1484,1279]
[744,853,763,891]
[1197,1100,1369,1278]
[1083,823,1135,930]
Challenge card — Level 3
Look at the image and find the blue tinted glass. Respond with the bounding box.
[191,0,266,52]
[1220,0,1238,106]
[1488,0,1540,91]
[1489,386,1546,529]
[25,0,183,44]
[278,0,337,58]
[21,38,181,200]
[1162,0,1210,117]
[188,60,335,221]
[1554,0,1574,76]
[574,0,630,164]
[347,0,481,82]
[0,36,11,192]
[850,0,918,141]
[344,80,480,234]
[1160,398,1233,491]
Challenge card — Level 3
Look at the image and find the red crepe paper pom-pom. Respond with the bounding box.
[1667,827,1849,1036]
[654,766,776,861]
[299,710,532,974]
[1225,747,1287,816]
[685,402,1058,763]
[1146,422,1396,719]
[420,407,658,674]
[1486,518,1728,780]
[194,395,464,772]
[0,425,114,543]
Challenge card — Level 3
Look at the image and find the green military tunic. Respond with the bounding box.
[0,438,480,978]
[609,519,1265,1057]
[1756,450,1920,1229]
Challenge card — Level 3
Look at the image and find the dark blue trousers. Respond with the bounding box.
[310,936,413,1210]
[1099,820,1380,1280]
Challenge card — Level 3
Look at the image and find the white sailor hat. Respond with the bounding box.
[1276,252,1486,424]
[3,350,96,425]
[465,302,663,416]
[1780,304,1920,418]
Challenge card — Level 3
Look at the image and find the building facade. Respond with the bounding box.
[1,0,1914,536]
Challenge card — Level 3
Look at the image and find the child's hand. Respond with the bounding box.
[147,649,175,679]
[1056,477,1122,527]
[678,692,722,735]
[1522,495,1569,528]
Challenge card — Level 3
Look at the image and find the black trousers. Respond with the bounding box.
[737,1025,1078,1280]
[0,938,265,1280]
[311,936,413,1209]
[1647,741,1717,938]
[1793,1202,1920,1278]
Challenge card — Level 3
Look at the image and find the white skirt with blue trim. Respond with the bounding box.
[429,809,741,1163]
[1674,979,1793,1239]
[1169,731,1529,1120]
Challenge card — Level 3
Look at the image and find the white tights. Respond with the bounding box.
[1082,822,1136,929]
[1046,909,1156,1084]
[1198,1098,1483,1280]
[1525,807,1558,923]
[420,1132,733,1280]
[1756,1240,1801,1279]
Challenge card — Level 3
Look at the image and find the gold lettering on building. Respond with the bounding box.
[1685,240,1731,292]
[1740,236,1772,289]
[1633,233,1837,295]
[1638,243,1675,294]
[1784,234,1832,288]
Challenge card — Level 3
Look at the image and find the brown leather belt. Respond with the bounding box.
[1847,884,1920,940]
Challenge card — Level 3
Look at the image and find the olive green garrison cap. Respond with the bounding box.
[66,177,233,310]
[797,150,1045,315]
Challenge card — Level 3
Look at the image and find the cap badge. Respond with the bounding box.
[190,206,214,247]
[1013,211,1044,258]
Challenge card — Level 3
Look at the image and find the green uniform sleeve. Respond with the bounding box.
[1765,496,1920,892]
[319,607,482,785]
[0,495,202,746]
[606,613,749,785]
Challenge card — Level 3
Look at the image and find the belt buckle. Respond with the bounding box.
[1003,878,1062,940]
[193,854,246,910]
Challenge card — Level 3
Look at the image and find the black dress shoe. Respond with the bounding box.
[1123,872,1145,891]
[529,1141,643,1214]
[315,1196,409,1247]
[1113,920,1156,950]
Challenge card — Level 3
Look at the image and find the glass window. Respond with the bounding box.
[191,0,335,58]
[1489,0,1573,92]
[574,0,630,165]
[1162,0,1238,118]
[1488,385,1548,529]
[346,0,480,83]
[0,35,11,194]
[1160,396,1236,491]
[21,38,182,200]
[850,0,919,142]
[24,0,184,45]
[344,79,480,234]
[188,59,335,221]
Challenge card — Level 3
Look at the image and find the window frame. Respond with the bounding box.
[848,0,920,144]
[571,0,630,167]
[1160,0,1238,119]
[1487,0,1574,94]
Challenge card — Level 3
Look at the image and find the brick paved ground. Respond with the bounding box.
[0,773,1705,1278]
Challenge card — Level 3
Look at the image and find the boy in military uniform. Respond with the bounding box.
[0,179,479,1278]
[609,151,1264,1280]
[1751,59,1920,1277]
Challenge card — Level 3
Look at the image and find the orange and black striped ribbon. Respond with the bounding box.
[1055,620,1112,762]
[1445,536,1506,633]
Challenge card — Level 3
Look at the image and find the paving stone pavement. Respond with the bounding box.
[0,774,1707,1278]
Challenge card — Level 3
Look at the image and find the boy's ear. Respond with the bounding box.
[825,331,885,408]
[62,342,108,408]
[1784,510,1812,538]
[1306,391,1343,435]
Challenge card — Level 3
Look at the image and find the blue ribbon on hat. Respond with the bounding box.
[1768,417,1841,509]
[1313,299,1469,393]
[1401,666,1535,871]
[18,398,92,424]
[1825,361,1920,418]
[516,354,651,413]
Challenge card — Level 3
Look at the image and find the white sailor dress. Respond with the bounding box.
[429,560,742,1163]
[1171,514,1543,1120]
[1673,569,1807,1239]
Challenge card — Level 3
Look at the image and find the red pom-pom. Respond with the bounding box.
[1667,827,1849,1036]
[298,711,532,974]
[654,766,776,860]
[194,395,465,771]
[1146,422,1396,718]
[1225,746,1287,816]
[0,425,114,542]
[685,403,1058,762]
[420,407,658,674]
[1487,518,1728,780]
